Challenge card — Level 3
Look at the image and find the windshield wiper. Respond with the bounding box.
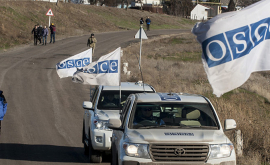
[196,125,219,129]
[178,125,219,129]
[137,125,167,129]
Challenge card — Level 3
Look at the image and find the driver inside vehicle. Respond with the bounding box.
[133,107,165,126]
[102,94,119,106]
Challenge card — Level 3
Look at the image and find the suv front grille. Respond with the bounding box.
[149,144,209,162]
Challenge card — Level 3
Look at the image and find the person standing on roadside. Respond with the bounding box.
[0,90,7,135]
[31,25,38,46]
[37,25,43,44]
[87,33,97,55]
[49,23,56,43]
[145,16,151,31]
[140,17,144,27]
[42,25,49,45]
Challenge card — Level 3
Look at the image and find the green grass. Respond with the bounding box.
[181,18,197,25]
[91,11,138,29]
[0,43,11,50]
[151,24,183,29]
[147,52,201,62]
[168,52,201,62]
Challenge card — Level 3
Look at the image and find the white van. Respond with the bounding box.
[109,92,237,165]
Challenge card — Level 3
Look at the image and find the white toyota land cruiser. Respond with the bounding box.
[82,82,156,163]
[109,92,237,165]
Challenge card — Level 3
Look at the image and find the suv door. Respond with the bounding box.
[85,86,99,136]
[112,98,132,164]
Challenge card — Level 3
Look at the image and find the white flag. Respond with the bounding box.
[192,0,270,97]
[72,47,121,86]
[56,49,92,78]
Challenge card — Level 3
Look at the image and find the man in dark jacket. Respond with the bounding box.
[37,25,43,44]
[31,25,38,45]
[49,23,56,43]
[140,17,144,26]
[0,90,7,135]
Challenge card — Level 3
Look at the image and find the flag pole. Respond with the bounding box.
[139,25,143,70]
[119,48,122,114]
[119,85,121,114]
[49,16,51,28]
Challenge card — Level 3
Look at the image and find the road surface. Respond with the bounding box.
[0,29,189,165]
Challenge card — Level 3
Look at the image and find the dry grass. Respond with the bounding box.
[121,33,270,164]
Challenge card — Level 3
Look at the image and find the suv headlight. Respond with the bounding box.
[209,143,234,159]
[123,142,150,159]
[93,119,111,130]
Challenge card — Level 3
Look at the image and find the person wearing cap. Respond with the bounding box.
[0,90,7,135]
[49,23,56,43]
[87,33,97,55]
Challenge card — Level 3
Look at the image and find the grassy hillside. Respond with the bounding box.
[0,1,195,50]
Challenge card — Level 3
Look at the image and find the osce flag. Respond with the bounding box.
[72,47,121,86]
[56,49,92,78]
[192,0,270,97]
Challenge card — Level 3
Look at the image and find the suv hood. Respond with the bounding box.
[126,129,230,144]
[95,110,120,120]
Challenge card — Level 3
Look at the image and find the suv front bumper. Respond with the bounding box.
[91,128,112,151]
[121,155,236,165]
[122,161,236,165]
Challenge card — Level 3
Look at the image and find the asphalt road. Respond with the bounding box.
[0,29,189,165]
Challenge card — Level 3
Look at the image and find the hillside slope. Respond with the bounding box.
[0,1,195,50]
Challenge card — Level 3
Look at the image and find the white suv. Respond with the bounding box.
[109,92,237,165]
[82,82,156,163]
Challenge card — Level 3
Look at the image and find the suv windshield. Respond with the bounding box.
[129,103,219,129]
[97,91,153,110]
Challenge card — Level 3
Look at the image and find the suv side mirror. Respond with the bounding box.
[224,119,236,131]
[108,118,123,131]
[83,101,93,110]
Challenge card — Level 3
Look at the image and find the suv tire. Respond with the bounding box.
[84,142,89,156]
[82,124,89,155]
[111,144,118,165]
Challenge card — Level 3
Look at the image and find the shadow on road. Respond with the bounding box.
[0,143,91,163]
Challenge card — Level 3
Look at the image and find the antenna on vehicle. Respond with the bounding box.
[139,60,145,92]
[134,53,145,92]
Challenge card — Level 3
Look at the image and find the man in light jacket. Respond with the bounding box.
[42,25,49,45]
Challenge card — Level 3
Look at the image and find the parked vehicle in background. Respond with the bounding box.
[109,92,237,165]
[82,81,156,163]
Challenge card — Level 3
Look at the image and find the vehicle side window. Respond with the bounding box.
[90,86,97,101]
[120,99,131,123]
[91,87,99,105]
